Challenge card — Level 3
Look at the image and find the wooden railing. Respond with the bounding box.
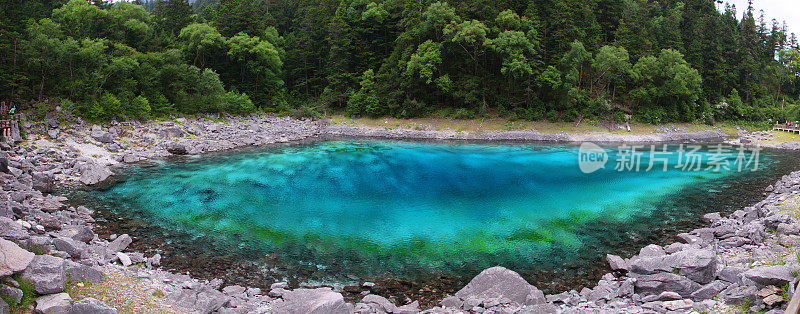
[774,123,800,134]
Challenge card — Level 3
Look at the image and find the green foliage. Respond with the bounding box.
[347,69,381,117]
[9,274,36,312]
[406,40,442,84]
[631,49,702,122]
[452,108,475,119]
[2,0,800,123]
[153,0,193,39]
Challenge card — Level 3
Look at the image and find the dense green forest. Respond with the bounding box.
[1,0,800,123]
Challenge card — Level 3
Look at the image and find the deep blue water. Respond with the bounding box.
[79,140,800,290]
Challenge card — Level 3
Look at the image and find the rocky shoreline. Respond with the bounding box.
[1,113,798,313]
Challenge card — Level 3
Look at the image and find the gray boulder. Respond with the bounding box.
[10,120,21,143]
[632,273,701,297]
[671,249,718,284]
[32,172,54,194]
[720,284,758,304]
[160,127,185,138]
[167,286,230,314]
[121,153,140,164]
[639,244,666,257]
[60,225,95,243]
[689,280,729,300]
[21,254,66,294]
[53,237,85,259]
[107,234,132,253]
[272,288,352,314]
[36,293,73,314]
[66,297,117,314]
[0,238,35,276]
[78,161,112,185]
[222,285,246,296]
[607,254,629,271]
[90,128,114,144]
[629,249,717,284]
[165,142,188,155]
[116,252,132,266]
[717,266,746,284]
[66,260,105,283]
[0,217,29,241]
[454,266,545,305]
[743,265,795,287]
[361,294,397,313]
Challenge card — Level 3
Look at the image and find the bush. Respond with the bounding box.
[291,105,322,119]
[223,92,255,114]
[545,110,559,122]
[636,107,667,124]
[126,95,151,119]
[345,91,367,117]
[562,108,579,122]
[86,93,122,120]
[612,111,626,124]
[452,108,475,120]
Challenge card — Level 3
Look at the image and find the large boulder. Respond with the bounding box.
[90,127,114,144]
[159,126,185,138]
[107,234,132,253]
[165,142,188,155]
[53,237,85,259]
[0,238,35,276]
[167,286,229,314]
[607,254,629,272]
[32,172,54,194]
[272,288,352,314]
[78,161,112,185]
[360,294,397,313]
[36,293,73,314]
[60,225,95,243]
[455,266,546,305]
[632,273,701,297]
[21,255,66,294]
[0,217,29,241]
[629,249,717,284]
[689,280,729,300]
[66,260,105,283]
[670,249,718,284]
[66,297,117,314]
[743,265,795,287]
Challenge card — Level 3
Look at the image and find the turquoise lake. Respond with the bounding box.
[80,140,800,292]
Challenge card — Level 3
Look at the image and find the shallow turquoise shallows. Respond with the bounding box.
[89,140,791,281]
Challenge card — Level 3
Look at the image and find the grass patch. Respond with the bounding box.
[780,195,800,220]
[65,268,178,313]
[28,244,46,255]
[7,274,37,312]
[754,129,800,146]
[326,115,744,137]
[782,283,792,302]
[152,289,165,298]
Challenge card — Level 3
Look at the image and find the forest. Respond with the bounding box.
[1,0,800,124]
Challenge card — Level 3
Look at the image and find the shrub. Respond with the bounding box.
[126,95,151,119]
[223,92,255,114]
[452,108,475,119]
[545,110,559,122]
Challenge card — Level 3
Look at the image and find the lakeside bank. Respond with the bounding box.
[2,113,800,313]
